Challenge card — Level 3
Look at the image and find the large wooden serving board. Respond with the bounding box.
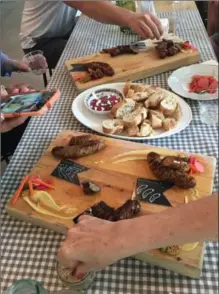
[7,131,216,278]
[65,47,200,92]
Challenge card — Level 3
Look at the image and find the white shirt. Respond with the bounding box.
[20,1,77,49]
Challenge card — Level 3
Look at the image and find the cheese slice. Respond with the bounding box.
[181,242,199,252]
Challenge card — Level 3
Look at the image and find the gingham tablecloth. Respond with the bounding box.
[1,9,218,294]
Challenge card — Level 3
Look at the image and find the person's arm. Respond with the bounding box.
[57,193,218,277]
[1,50,30,77]
[64,1,162,39]
[1,51,10,76]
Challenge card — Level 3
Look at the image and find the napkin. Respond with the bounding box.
[202,60,218,66]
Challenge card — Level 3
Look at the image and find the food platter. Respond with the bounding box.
[6,130,216,278]
[168,64,218,100]
[72,83,192,141]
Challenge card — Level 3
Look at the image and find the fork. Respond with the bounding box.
[130,41,148,52]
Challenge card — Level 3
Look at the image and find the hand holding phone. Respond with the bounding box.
[1,89,60,118]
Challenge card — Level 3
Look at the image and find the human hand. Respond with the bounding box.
[127,11,163,39]
[4,59,31,73]
[0,83,35,132]
[1,83,35,101]
[57,215,132,278]
[1,113,27,133]
[7,83,36,96]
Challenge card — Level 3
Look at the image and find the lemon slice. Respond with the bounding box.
[181,242,199,252]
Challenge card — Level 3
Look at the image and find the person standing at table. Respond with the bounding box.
[20,1,162,70]
[208,1,219,60]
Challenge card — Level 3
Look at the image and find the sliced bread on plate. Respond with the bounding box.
[110,99,136,119]
[102,119,124,134]
[145,89,168,108]
[123,108,147,127]
[138,122,153,137]
[163,118,177,131]
[160,94,178,116]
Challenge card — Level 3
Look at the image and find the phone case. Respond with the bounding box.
[2,89,60,118]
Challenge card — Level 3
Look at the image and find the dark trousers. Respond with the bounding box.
[1,118,30,158]
[196,1,208,28]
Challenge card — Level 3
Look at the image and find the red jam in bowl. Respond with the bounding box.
[86,88,123,113]
[90,95,120,111]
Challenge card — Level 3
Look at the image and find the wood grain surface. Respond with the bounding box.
[6,131,216,278]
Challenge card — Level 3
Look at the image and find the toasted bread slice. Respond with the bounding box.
[131,91,151,102]
[145,89,168,108]
[169,104,181,121]
[143,119,152,126]
[163,118,177,131]
[123,81,132,97]
[150,114,163,129]
[138,122,153,137]
[127,125,140,137]
[110,99,136,119]
[123,108,147,127]
[126,89,136,98]
[102,119,124,134]
[160,95,177,116]
[149,109,165,121]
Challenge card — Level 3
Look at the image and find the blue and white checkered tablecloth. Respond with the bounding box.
[1,10,218,294]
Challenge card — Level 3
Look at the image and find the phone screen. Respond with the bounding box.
[1,91,55,114]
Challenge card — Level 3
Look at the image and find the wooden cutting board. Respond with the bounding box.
[65,47,200,92]
[6,131,216,278]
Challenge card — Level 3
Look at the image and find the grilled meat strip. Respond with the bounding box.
[68,134,93,146]
[147,152,196,189]
[156,39,182,59]
[52,139,105,159]
[91,201,116,221]
[161,156,190,173]
[84,62,115,79]
[114,199,141,221]
[73,200,141,223]
[102,45,138,57]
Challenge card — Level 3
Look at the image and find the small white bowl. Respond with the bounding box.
[84,88,124,114]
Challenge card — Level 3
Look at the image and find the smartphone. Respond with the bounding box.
[1,89,60,118]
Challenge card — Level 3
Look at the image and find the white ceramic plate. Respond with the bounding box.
[72,83,192,141]
[168,64,218,100]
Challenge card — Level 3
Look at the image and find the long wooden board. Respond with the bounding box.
[65,48,200,92]
[7,131,216,278]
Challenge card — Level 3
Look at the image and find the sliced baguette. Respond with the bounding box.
[145,89,168,108]
[126,89,135,98]
[102,119,124,134]
[127,125,140,137]
[149,109,165,121]
[123,108,147,127]
[160,95,177,116]
[169,104,181,121]
[138,122,153,137]
[110,98,136,119]
[163,118,177,131]
[150,114,163,129]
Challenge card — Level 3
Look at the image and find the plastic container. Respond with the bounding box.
[139,1,156,15]
[23,50,48,75]
[199,100,218,126]
[56,262,95,292]
[6,279,48,294]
